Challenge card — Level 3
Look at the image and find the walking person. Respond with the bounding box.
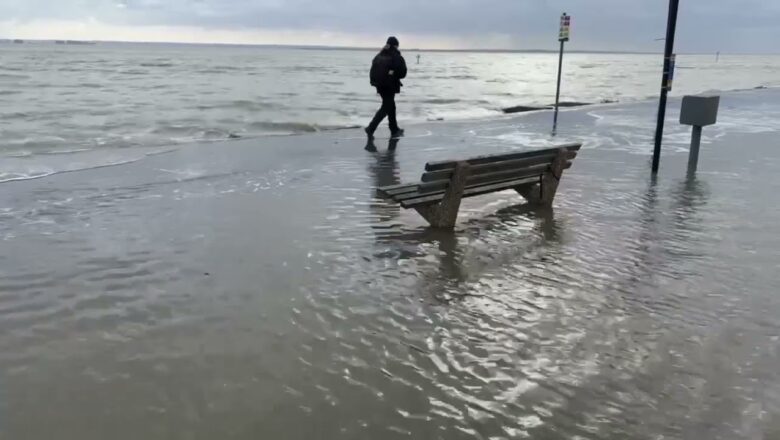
[366,36,407,140]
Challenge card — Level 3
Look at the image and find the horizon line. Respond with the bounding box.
[1,38,778,55]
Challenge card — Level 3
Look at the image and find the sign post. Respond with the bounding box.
[680,95,720,174]
[553,12,570,136]
[651,0,680,174]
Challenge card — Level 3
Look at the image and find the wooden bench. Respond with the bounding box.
[377,143,582,229]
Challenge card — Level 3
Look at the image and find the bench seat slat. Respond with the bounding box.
[390,162,568,203]
[378,184,420,197]
[377,182,415,194]
[400,177,539,209]
[416,161,572,196]
[421,151,577,183]
[391,169,540,203]
[424,143,582,172]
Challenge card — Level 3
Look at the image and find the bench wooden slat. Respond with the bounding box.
[418,163,548,195]
[378,184,419,197]
[421,151,577,183]
[392,164,551,203]
[377,183,415,196]
[392,174,529,203]
[415,161,572,196]
[401,177,539,209]
[424,143,582,172]
[377,182,415,192]
[394,164,555,204]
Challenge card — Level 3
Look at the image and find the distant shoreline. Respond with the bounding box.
[2,38,778,55]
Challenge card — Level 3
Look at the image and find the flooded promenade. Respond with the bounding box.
[1,89,780,439]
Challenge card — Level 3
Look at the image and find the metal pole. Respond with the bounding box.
[553,39,565,135]
[652,0,680,174]
[687,125,702,173]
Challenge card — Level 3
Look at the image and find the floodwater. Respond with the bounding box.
[2,42,780,165]
[1,89,780,439]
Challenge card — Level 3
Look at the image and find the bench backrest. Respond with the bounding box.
[417,143,582,194]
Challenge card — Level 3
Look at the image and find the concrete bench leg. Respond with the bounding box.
[414,162,470,229]
[516,148,567,207]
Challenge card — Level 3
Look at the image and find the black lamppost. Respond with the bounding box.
[652,0,681,173]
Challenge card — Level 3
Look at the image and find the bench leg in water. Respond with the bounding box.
[516,148,568,207]
[414,162,470,229]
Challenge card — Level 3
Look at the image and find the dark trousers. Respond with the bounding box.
[367,91,398,134]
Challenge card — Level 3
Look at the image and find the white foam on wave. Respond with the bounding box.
[0,147,178,184]
[0,158,141,184]
[39,148,94,155]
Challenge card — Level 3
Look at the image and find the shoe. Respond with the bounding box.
[364,127,375,139]
[390,128,405,138]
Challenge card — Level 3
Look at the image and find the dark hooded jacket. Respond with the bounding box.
[370,45,407,94]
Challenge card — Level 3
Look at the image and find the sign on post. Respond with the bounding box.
[559,13,571,42]
[553,13,571,135]
[666,54,676,91]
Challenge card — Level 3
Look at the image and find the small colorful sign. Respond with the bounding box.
[667,54,676,91]
[559,13,571,42]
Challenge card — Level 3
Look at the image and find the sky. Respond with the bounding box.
[0,0,778,52]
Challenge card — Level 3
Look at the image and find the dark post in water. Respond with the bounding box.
[652,0,680,173]
[553,13,571,136]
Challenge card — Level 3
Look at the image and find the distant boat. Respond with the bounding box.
[53,40,96,46]
[13,39,24,44]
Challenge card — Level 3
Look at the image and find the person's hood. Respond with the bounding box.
[380,45,400,55]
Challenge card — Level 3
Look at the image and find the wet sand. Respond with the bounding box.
[1,89,780,439]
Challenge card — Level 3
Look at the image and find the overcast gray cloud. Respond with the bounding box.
[0,0,778,52]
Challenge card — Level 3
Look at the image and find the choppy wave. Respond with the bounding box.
[201,65,246,72]
[6,135,69,149]
[139,62,175,68]
[423,98,464,105]
[1,46,779,178]
[433,74,478,80]
[248,121,359,134]
[0,73,29,80]
[2,111,33,119]
[119,69,150,75]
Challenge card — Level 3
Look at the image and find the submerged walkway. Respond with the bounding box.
[2,89,780,439]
